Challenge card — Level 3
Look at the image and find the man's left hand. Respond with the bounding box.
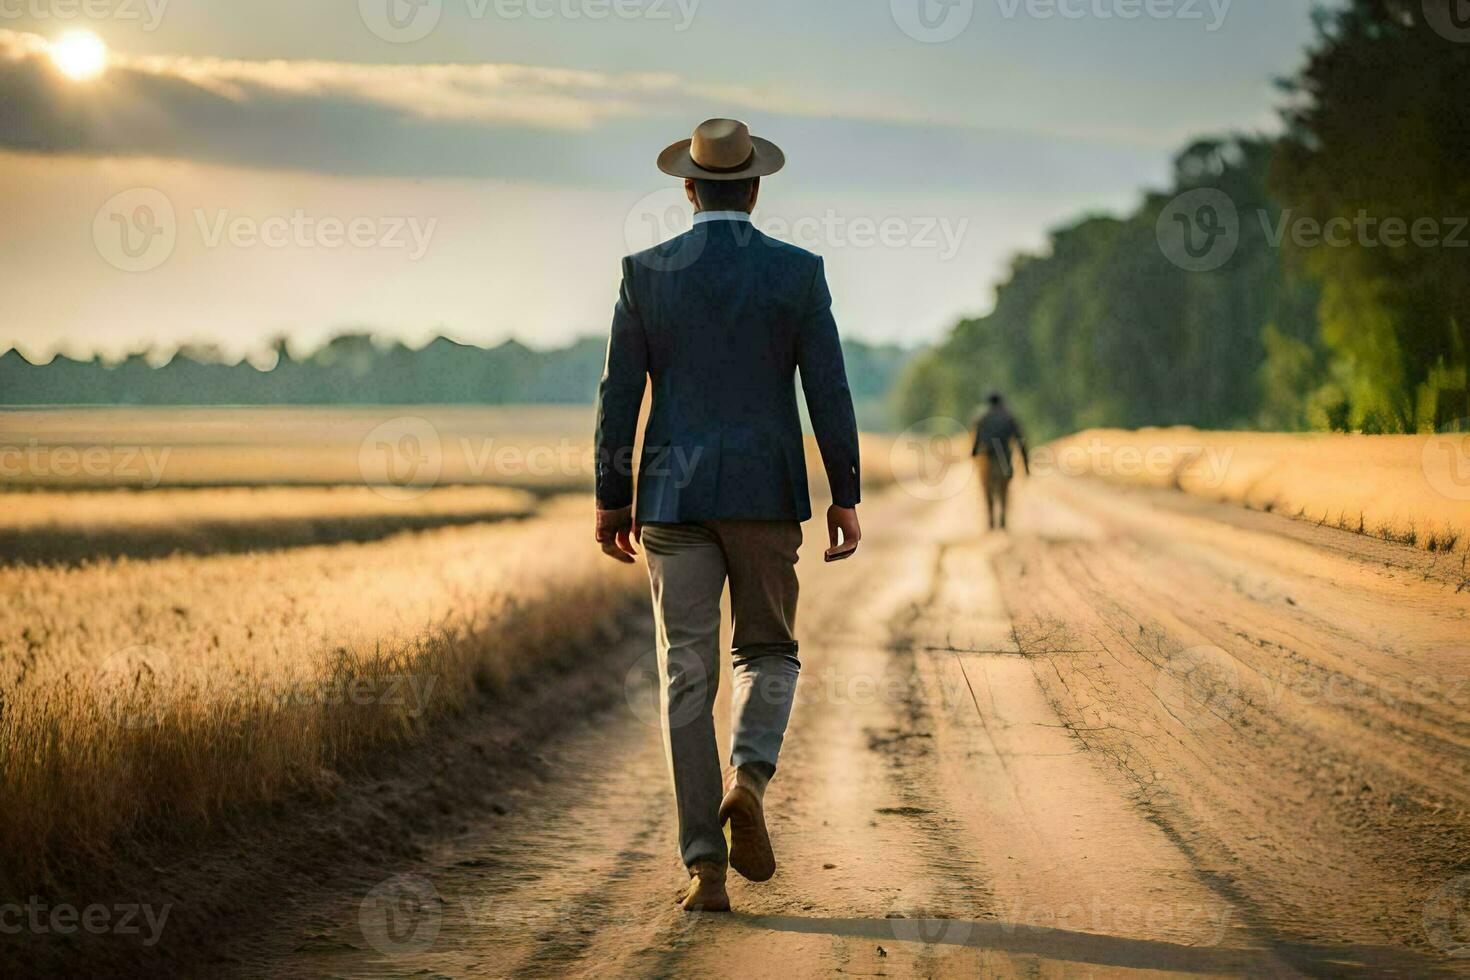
[595,505,638,564]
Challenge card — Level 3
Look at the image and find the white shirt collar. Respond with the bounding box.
[693,210,752,225]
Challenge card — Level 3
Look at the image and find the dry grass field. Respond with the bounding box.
[4,410,1466,976]
[0,405,597,490]
[0,404,905,492]
[1046,428,1470,555]
[0,495,645,897]
[0,406,907,904]
[0,407,619,900]
[0,485,538,563]
[0,484,537,531]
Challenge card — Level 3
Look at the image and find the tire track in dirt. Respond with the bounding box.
[873,493,1298,976]
[245,489,978,979]
[996,475,1469,974]
[664,489,1005,978]
[250,701,682,979]
[240,480,1463,977]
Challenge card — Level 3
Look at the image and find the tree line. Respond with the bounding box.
[897,0,1469,441]
[0,333,916,429]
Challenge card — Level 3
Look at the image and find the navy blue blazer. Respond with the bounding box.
[594,216,861,523]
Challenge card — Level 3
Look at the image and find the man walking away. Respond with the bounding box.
[593,119,863,912]
[971,391,1029,531]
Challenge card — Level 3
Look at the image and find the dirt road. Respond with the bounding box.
[241,474,1470,978]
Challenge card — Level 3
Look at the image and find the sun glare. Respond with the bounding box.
[50,31,108,82]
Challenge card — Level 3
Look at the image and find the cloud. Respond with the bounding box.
[0,29,873,183]
[0,29,1160,190]
[125,53,685,128]
[0,29,700,176]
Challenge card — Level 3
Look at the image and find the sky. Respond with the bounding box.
[0,0,1322,361]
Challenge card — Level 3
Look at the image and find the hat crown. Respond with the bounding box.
[657,118,783,180]
[690,118,754,172]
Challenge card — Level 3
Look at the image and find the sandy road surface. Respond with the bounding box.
[242,475,1468,978]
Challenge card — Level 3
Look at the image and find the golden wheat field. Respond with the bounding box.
[0,407,620,897]
[0,495,646,895]
[0,406,905,899]
[1,404,905,492]
[1046,428,1470,554]
[0,484,537,532]
[0,405,597,490]
[0,485,539,563]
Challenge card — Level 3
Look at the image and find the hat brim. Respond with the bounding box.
[656,135,785,180]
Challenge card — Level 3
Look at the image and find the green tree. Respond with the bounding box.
[899,137,1316,440]
[1273,0,1470,431]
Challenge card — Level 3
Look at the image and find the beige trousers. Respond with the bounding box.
[641,520,802,868]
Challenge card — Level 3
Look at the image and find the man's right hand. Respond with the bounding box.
[824,504,861,562]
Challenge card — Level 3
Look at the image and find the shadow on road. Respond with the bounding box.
[739,913,1453,978]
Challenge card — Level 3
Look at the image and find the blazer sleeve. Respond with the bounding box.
[796,257,862,508]
[594,258,648,510]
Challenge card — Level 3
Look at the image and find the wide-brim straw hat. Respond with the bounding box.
[657,118,785,181]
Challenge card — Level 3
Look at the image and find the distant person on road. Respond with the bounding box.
[593,119,863,913]
[972,392,1029,530]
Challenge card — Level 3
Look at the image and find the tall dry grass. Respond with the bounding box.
[0,408,908,897]
[0,485,536,563]
[1047,428,1470,554]
[0,405,594,490]
[0,484,536,531]
[0,496,644,897]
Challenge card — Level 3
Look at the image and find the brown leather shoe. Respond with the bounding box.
[681,860,731,912]
[719,766,775,882]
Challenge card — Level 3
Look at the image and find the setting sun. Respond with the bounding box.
[49,31,108,81]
